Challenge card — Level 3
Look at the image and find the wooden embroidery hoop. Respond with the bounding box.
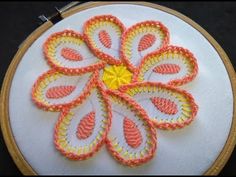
[0,1,235,175]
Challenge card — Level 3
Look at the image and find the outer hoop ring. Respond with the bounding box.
[0,1,235,175]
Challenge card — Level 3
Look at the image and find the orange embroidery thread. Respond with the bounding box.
[120,20,170,72]
[31,70,99,111]
[105,88,157,167]
[135,45,198,86]
[46,85,76,99]
[61,48,83,61]
[77,111,96,139]
[32,14,199,167]
[44,30,106,75]
[83,15,125,65]
[150,97,178,115]
[138,34,156,52]
[153,64,181,74]
[98,30,112,49]
[119,82,198,130]
[54,82,112,161]
[123,117,143,148]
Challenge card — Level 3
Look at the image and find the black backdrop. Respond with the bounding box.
[0,1,235,175]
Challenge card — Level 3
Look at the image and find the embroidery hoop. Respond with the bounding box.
[0,1,235,175]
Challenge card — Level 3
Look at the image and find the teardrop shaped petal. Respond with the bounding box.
[138,34,156,52]
[54,85,111,160]
[77,111,95,139]
[106,89,157,166]
[150,97,178,115]
[61,48,83,61]
[44,30,105,75]
[135,46,198,86]
[31,69,99,111]
[124,117,143,148]
[119,82,198,130]
[99,30,112,49]
[121,21,169,71]
[153,64,180,74]
[46,85,76,99]
[83,15,125,65]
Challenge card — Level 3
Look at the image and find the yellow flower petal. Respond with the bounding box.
[102,65,132,90]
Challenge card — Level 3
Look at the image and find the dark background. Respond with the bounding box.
[0,1,235,175]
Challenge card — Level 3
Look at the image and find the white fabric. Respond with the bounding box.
[9,4,233,175]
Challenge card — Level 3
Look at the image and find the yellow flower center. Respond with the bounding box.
[102,65,132,90]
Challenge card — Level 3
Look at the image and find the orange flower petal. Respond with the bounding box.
[44,30,105,75]
[120,82,198,130]
[106,88,156,166]
[99,30,112,49]
[150,97,178,115]
[123,117,143,148]
[77,111,96,139]
[46,86,76,99]
[138,34,156,52]
[83,15,125,65]
[121,21,169,72]
[31,69,99,111]
[54,85,111,160]
[153,64,181,74]
[61,48,83,61]
[135,46,198,86]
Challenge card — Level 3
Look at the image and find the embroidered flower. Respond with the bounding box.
[31,15,198,166]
